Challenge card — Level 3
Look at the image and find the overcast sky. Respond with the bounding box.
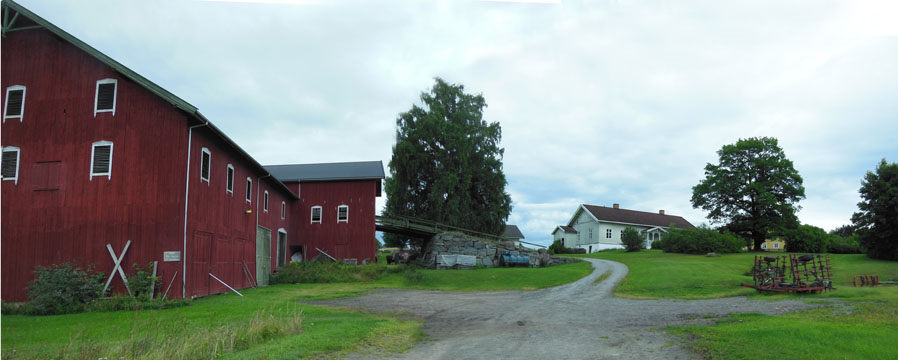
[19,0,898,246]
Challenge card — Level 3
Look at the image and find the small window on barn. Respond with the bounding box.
[226,164,234,194]
[90,141,113,180]
[606,229,612,239]
[281,201,286,219]
[264,191,269,212]
[4,85,26,122]
[337,205,349,223]
[200,148,211,184]
[94,79,117,116]
[2,146,21,184]
[311,206,322,224]
[245,177,252,203]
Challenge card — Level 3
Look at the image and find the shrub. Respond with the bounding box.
[128,262,159,301]
[660,227,744,254]
[548,240,574,254]
[828,234,864,254]
[621,227,644,252]
[270,261,395,284]
[784,224,829,253]
[26,262,105,315]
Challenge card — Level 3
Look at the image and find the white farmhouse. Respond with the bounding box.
[555,203,694,253]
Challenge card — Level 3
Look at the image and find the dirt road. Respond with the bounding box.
[315,258,823,359]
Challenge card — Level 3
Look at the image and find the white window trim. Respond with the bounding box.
[94,79,117,117]
[226,164,234,194]
[263,190,269,212]
[311,205,322,224]
[606,229,612,239]
[2,146,21,184]
[245,177,252,203]
[89,140,113,180]
[281,201,286,220]
[277,228,288,267]
[4,85,26,122]
[337,205,349,223]
[200,147,211,184]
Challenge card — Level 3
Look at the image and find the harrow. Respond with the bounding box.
[742,254,834,294]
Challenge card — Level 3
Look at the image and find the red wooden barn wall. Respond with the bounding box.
[290,181,379,264]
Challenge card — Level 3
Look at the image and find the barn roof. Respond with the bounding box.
[2,0,297,199]
[501,225,525,239]
[264,161,385,182]
[577,204,694,228]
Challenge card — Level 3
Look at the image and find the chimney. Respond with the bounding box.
[612,203,619,209]
[659,210,665,215]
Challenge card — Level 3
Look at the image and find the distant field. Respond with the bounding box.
[581,250,898,359]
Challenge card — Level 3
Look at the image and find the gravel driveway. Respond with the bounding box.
[313,258,824,359]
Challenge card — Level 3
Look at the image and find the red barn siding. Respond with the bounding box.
[294,181,378,264]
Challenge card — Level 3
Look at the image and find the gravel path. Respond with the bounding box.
[313,258,825,359]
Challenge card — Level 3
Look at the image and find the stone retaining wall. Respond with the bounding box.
[420,232,574,269]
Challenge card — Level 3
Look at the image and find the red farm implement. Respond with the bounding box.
[742,254,834,294]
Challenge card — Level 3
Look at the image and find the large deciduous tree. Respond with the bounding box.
[384,78,512,248]
[851,159,898,260]
[691,137,805,251]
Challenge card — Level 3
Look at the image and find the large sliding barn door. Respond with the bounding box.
[256,226,271,286]
[191,231,213,297]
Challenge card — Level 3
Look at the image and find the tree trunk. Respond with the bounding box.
[752,233,766,252]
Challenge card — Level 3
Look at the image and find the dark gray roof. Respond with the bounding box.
[582,204,694,228]
[264,161,385,182]
[502,225,525,239]
[556,226,578,234]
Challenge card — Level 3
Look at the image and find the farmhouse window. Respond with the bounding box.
[4,86,25,122]
[90,141,113,180]
[200,148,211,183]
[588,228,593,239]
[246,177,252,202]
[337,205,349,223]
[606,229,612,239]
[774,243,779,249]
[281,201,286,219]
[1,146,20,184]
[311,206,322,223]
[264,191,269,212]
[94,79,117,116]
[226,164,234,194]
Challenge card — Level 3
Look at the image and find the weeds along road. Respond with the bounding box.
[314,258,824,360]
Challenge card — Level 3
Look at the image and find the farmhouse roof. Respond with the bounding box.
[581,204,694,228]
[554,225,578,234]
[501,225,525,239]
[264,161,385,182]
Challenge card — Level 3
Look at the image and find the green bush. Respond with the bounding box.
[548,240,574,254]
[128,262,159,301]
[621,227,644,252]
[660,227,744,254]
[25,262,105,315]
[270,261,399,284]
[827,234,864,254]
[784,224,829,253]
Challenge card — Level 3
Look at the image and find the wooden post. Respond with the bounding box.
[150,261,158,299]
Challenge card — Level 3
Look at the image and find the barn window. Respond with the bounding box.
[245,177,252,202]
[337,205,349,223]
[4,85,26,122]
[606,229,612,239]
[263,191,269,212]
[1,146,21,184]
[200,148,211,184]
[281,201,286,219]
[226,164,234,194]
[90,141,113,180]
[311,206,322,223]
[94,79,117,116]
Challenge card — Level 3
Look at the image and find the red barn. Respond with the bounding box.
[0,1,382,301]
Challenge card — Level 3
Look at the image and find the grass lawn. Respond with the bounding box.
[581,250,898,359]
[1,260,592,359]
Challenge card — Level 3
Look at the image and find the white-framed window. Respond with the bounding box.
[774,243,779,249]
[263,190,269,212]
[588,228,593,239]
[200,148,211,184]
[4,85,26,122]
[337,205,349,223]
[245,177,252,202]
[226,164,234,194]
[90,141,113,180]
[606,229,612,239]
[1,146,21,184]
[762,243,768,249]
[281,201,286,220]
[94,79,117,116]
[311,206,322,223]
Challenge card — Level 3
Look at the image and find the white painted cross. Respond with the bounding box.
[103,240,132,296]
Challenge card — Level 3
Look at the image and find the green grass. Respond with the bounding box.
[580,250,898,359]
[1,261,592,359]
[593,270,612,284]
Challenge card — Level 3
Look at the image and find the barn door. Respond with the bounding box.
[191,231,212,297]
[277,230,287,268]
[256,226,271,286]
[210,235,230,294]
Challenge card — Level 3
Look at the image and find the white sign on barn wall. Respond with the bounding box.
[163,251,181,262]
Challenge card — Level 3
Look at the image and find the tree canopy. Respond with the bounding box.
[851,159,898,260]
[384,78,512,248]
[691,137,805,251]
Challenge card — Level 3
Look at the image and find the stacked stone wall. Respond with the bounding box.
[420,232,575,269]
